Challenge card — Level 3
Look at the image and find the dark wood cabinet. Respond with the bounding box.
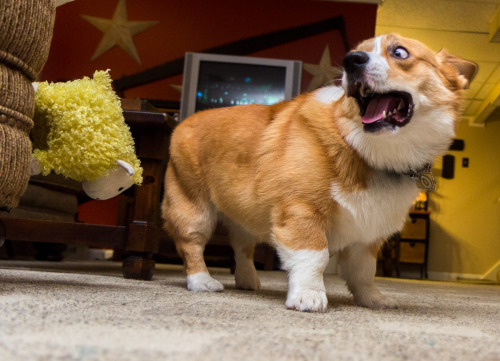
[379,211,430,279]
[396,211,430,278]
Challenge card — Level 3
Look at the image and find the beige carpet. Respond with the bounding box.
[0,260,499,361]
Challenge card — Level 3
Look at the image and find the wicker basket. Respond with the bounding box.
[0,0,56,208]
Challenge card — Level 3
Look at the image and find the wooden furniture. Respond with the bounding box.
[0,99,278,277]
[0,101,172,280]
[378,211,431,279]
[395,211,431,278]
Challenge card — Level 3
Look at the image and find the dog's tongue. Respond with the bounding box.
[362,94,398,124]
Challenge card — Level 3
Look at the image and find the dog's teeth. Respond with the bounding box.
[392,109,397,115]
[382,110,387,119]
[397,99,405,111]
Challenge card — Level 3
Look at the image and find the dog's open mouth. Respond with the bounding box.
[353,90,414,133]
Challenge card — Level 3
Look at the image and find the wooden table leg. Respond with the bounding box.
[121,161,164,280]
[122,255,155,280]
[0,219,5,248]
[121,108,171,280]
[122,140,169,279]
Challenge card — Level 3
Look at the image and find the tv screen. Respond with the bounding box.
[180,53,302,121]
[196,61,287,111]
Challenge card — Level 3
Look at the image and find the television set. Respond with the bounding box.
[179,52,302,121]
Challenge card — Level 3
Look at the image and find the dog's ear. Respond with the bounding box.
[438,49,478,89]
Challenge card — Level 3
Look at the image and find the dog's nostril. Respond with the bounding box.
[343,51,370,73]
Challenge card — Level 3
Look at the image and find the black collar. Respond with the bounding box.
[403,163,432,178]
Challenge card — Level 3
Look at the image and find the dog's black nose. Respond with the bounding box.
[343,51,369,74]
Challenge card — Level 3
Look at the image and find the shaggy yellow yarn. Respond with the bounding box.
[32,70,142,184]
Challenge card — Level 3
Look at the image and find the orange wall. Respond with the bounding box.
[41,0,377,224]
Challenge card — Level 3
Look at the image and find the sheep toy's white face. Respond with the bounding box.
[82,160,135,200]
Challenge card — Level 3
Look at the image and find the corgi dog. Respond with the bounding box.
[161,34,477,312]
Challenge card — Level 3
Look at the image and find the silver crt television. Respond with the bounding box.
[179,52,302,122]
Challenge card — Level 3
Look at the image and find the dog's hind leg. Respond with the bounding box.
[225,220,261,291]
[338,241,398,309]
[176,230,224,292]
[161,164,223,292]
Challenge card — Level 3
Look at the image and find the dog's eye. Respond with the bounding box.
[392,46,410,59]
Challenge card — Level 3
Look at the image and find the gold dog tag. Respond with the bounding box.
[409,164,436,191]
[416,172,436,191]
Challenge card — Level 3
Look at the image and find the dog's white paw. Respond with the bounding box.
[186,272,224,292]
[354,289,399,310]
[285,289,328,313]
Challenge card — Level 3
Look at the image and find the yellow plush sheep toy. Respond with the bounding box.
[31,70,143,200]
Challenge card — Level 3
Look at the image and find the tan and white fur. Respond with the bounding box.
[161,34,477,312]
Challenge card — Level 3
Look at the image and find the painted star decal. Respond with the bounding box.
[303,45,342,91]
[81,0,159,64]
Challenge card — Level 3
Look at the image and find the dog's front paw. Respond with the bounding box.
[186,272,224,292]
[353,289,398,310]
[286,289,328,313]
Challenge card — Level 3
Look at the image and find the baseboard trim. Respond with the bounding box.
[481,260,500,282]
[427,271,483,281]
[428,262,500,282]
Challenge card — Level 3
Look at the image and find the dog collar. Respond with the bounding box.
[404,163,436,191]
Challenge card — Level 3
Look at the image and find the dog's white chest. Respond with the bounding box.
[328,173,418,251]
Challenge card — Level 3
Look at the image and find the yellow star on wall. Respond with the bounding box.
[303,45,343,91]
[81,0,159,64]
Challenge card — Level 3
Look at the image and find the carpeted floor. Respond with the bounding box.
[0,260,499,361]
